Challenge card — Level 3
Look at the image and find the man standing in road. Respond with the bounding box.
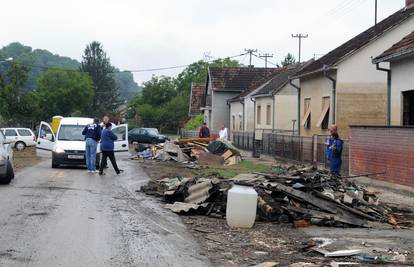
[198,123,210,138]
[82,118,102,173]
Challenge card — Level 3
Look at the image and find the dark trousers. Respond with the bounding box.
[99,151,120,174]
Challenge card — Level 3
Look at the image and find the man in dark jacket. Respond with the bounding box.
[99,123,122,175]
[198,123,210,138]
[82,118,101,173]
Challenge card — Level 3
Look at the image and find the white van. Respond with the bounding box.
[36,117,128,168]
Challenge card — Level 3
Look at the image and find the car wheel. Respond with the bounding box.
[15,141,26,151]
[0,160,14,185]
[52,157,59,168]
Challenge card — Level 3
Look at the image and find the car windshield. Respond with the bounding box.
[147,129,159,135]
[58,125,85,141]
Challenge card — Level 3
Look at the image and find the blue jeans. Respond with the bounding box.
[85,138,97,171]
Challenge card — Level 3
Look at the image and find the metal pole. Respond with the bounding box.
[375,0,378,25]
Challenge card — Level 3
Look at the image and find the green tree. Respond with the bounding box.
[80,41,120,116]
[280,53,296,67]
[35,69,94,120]
[0,63,37,125]
[140,76,176,106]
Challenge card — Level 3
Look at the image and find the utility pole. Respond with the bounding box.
[259,53,274,68]
[291,34,308,63]
[244,49,258,67]
[375,0,378,25]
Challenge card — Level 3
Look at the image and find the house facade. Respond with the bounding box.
[293,3,414,138]
[373,30,414,126]
[201,67,278,131]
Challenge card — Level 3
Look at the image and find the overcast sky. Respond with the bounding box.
[0,0,406,84]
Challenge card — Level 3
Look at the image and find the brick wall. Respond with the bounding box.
[350,126,414,187]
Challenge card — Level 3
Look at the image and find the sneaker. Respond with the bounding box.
[116,169,124,175]
[99,172,105,176]
[88,170,92,173]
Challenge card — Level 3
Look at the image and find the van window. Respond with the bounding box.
[58,125,85,141]
[18,129,33,136]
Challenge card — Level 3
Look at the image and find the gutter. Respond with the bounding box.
[251,97,256,139]
[375,63,391,126]
[240,100,245,131]
[323,66,337,125]
[288,78,301,136]
[373,48,414,64]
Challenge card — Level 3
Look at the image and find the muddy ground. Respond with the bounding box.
[136,159,414,267]
[13,147,41,171]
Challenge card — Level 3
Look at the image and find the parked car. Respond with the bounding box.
[128,128,168,144]
[1,128,36,151]
[0,131,14,184]
[36,117,129,168]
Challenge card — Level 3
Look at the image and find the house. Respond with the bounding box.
[201,67,279,131]
[292,1,414,138]
[373,30,414,125]
[251,65,304,134]
[188,83,206,117]
[228,69,282,133]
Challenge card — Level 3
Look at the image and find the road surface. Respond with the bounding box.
[0,158,210,267]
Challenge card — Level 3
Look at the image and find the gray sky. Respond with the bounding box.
[0,0,405,84]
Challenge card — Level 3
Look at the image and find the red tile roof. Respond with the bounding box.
[295,5,414,77]
[374,31,414,62]
[189,83,206,116]
[208,67,279,92]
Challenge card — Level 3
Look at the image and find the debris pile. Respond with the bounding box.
[131,138,242,166]
[140,165,413,228]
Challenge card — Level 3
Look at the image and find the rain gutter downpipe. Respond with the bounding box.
[240,100,245,131]
[271,92,276,132]
[289,78,301,136]
[323,66,337,125]
[376,63,391,126]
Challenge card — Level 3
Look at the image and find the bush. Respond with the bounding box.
[184,115,204,130]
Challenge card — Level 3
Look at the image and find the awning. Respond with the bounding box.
[316,97,330,127]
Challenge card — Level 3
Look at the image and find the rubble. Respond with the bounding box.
[131,138,242,166]
[140,164,413,228]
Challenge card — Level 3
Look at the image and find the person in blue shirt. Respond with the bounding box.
[325,125,337,161]
[99,123,123,175]
[82,118,102,173]
[328,132,344,176]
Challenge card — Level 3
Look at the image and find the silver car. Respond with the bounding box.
[0,130,14,184]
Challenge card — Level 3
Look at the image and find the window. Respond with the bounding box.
[4,129,17,137]
[17,129,33,136]
[316,97,330,130]
[232,115,236,131]
[302,98,311,129]
[113,126,126,141]
[266,105,271,125]
[239,114,243,131]
[257,105,261,125]
[58,125,85,141]
[403,90,414,126]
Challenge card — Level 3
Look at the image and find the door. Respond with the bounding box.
[112,124,129,155]
[36,122,55,157]
[4,129,18,145]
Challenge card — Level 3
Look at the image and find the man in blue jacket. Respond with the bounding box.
[328,132,344,176]
[99,123,122,175]
[82,118,102,173]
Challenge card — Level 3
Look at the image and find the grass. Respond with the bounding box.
[200,159,273,179]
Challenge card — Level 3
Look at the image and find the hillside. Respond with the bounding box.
[0,42,141,100]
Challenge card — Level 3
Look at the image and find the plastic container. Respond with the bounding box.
[226,185,258,228]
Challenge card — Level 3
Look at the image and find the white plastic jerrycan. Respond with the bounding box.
[226,184,258,228]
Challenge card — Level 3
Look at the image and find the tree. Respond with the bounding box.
[0,63,38,126]
[35,69,94,120]
[80,41,120,116]
[280,53,296,67]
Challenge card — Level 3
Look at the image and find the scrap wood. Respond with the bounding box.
[222,149,233,160]
[225,155,241,166]
[176,138,210,145]
[312,248,362,257]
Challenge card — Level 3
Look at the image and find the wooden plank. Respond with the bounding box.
[222,150,233,160]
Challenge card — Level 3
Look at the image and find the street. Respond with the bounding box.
[0,157,210,267]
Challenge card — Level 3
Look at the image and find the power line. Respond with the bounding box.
[244,49,258,66]
[252,54,278,67]
[259,53,274,68]
[291,33,308,63]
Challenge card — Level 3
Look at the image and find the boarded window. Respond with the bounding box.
[232,115,236,131]
[302,98,311,129]
[257,105,261,125]
[239,115,243,131]
[266,105,271,125]
[316,97,330,129]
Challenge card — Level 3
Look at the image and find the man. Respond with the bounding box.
[101,115,111,168]
[325,125,338,161]
[219,125,228,141]
[328,132,344,176]
[82,118,102,173]
[198,123,210,138]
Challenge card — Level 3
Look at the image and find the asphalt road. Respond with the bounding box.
[0,157,210,267]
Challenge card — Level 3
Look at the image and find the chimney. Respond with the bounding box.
[407,0,414,7]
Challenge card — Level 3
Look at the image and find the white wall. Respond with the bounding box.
[211,91,238,131]
[390,56,414,125]
[229,101,243,132]
[275,83,298,131]
[255,97,273,130]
